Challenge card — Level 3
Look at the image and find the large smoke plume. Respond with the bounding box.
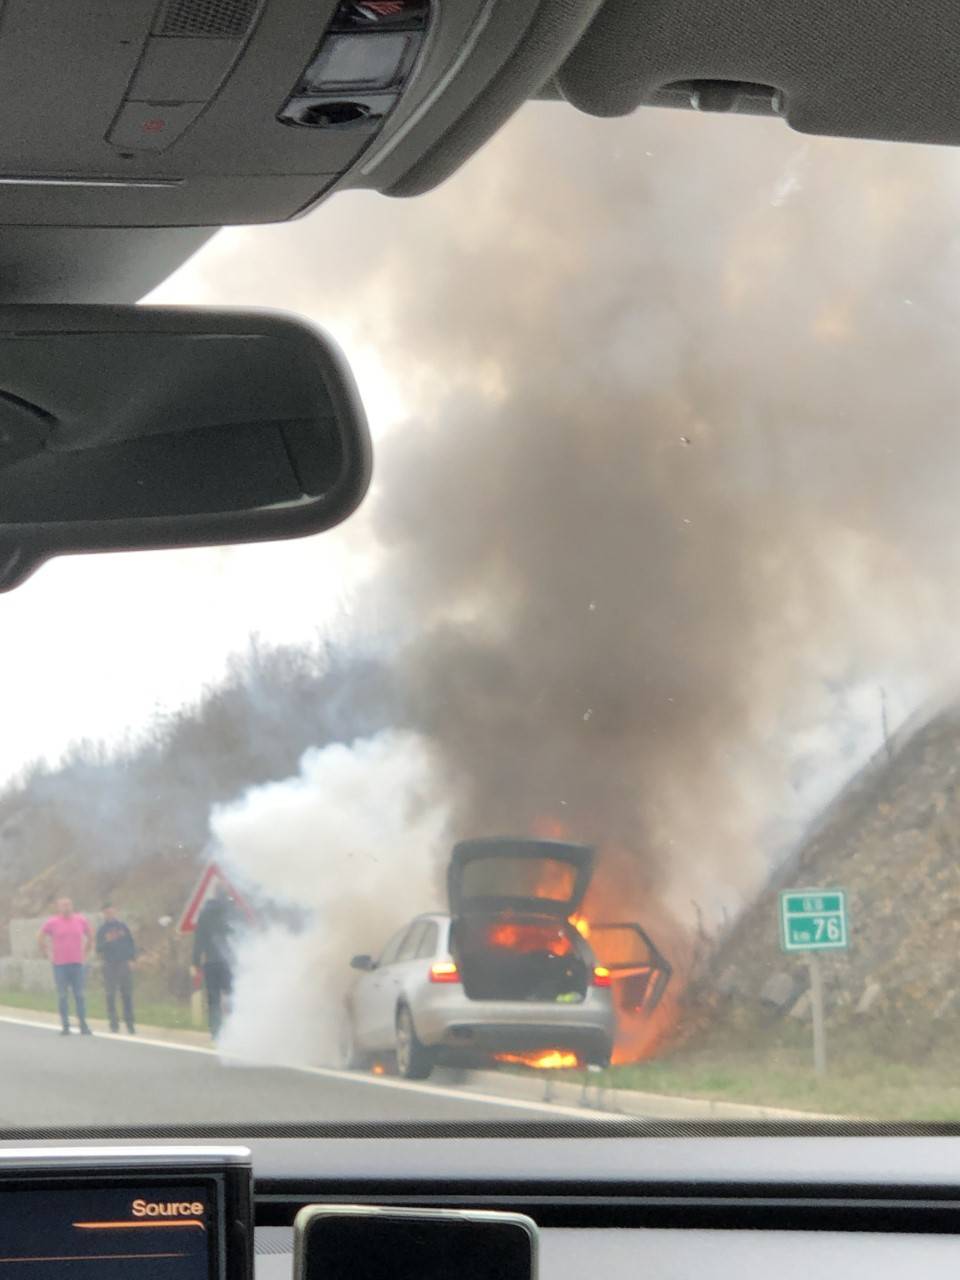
[197,106,960,1061]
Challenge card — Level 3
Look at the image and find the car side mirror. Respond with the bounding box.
[350,954,375,971]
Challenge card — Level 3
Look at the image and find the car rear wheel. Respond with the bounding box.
[395,1005,435,1079]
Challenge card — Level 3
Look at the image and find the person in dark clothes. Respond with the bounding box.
[191,886,238,1040]
[95,903,137,1034]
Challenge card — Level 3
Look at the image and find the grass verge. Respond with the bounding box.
[598,1030,960,1121]
[0,984,195,1031]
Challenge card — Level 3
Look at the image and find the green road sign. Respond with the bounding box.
[779,889,848,952]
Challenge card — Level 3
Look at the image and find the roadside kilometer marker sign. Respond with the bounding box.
[779,889,848,952]
[778,888,848,1078]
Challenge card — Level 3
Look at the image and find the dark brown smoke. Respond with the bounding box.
[362,111,960,932]
[177,105,960,942]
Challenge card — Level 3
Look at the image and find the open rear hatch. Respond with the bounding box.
[448,837,594,917]
[448,838,595,1003]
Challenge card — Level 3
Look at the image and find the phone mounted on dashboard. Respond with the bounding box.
[294,1204,538,1280]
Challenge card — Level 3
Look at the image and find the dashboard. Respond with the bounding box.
[2,1137,960,1280]
[257,1227,960,1280]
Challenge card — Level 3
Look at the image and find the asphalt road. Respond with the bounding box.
[0,1015,607,1129]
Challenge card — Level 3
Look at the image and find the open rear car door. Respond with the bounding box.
[588,922,673,1015]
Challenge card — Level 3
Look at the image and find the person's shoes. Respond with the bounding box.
[80,1025,93,1036]
[109,1025,120,1034]
[59,1028,71,1036]
[126,1026,136,1035]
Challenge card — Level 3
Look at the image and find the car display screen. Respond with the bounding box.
[0,1183,213,1280]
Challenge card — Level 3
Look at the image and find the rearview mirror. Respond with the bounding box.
[0,305,371,591]
[350,954,375,971]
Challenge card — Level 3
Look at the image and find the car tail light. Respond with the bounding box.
[429,959,460,983]
[592,965,612,988]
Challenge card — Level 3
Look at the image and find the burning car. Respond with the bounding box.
[339,837,671,1079]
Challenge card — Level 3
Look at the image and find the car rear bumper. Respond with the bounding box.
[436,1021,613,1064]
[413,991,615,1065]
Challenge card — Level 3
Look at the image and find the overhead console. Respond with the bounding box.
[0,0,422,226]
[0,0,599,227]
[276,0,429,134]
[4,0,947,233]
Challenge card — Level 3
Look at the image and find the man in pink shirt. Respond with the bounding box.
[38,897,94,1036]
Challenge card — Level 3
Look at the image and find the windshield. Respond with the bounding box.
[460,858,575,899]
[2,103,958,1130]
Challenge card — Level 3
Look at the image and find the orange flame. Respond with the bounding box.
[525,823,686,1068]
[371,1062,386,1076]
[611,993,679,1064]
[495,1049,580,1070]
[487,921,572,954]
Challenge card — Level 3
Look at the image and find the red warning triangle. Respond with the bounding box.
[177,861,255,934]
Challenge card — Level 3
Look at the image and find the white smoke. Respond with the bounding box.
[210,729,451,1065]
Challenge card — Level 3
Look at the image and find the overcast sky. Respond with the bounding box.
[0,219,402,783]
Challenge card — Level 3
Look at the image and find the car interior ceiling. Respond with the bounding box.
[4,0,958,299]
[5,0,960,1276]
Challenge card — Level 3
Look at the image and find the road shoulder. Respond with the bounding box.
[0,1004,834,1120]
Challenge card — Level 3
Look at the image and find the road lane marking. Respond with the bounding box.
[0,1015,624,1121]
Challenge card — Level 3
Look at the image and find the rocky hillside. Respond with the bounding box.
[689,702,960,1059]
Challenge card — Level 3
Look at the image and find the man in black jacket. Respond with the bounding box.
[95,904,137,1034]
[191,887,237,1040]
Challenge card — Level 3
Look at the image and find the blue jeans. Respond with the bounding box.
[53,963,89,1031]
